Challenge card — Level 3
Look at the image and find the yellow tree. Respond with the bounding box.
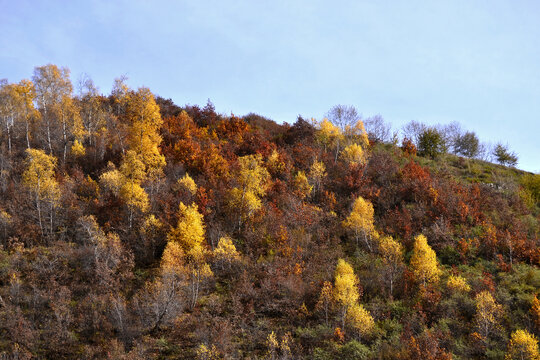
[446,275,471,293]
[326,105,368,161]
[22,148,60,238]
[316,118,343,153]
[71,139,85,157]
[316,281,334,326]
[177,173,197,197]
[99,152,149,228]
[213,236,241,270]
[378,235,404,298]
[58,94,84,162]
[99,162,123,196]
[346,303,374,339]
[409,234,441,287]
[119,150,149,228]
[344,120,369,148]
[308,159,327,195]
[343,196,376,251]
[293,171,313,199]
[196,344,221,360]
[333,259,360,328]
[124,87,166,180]
[475,291,503,340]
[0,80,38,153]
[228,154,269,229]
[506,329,540,360]
[341,143,368,166]
[16,79,38,149]
[166,202,212,308]
[168,202,205,252]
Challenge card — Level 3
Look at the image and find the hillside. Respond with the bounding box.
[0,65,539,359]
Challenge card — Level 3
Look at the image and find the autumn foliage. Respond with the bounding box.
[0,64,538,359]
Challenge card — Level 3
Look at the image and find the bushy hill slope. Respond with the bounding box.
[0,65,539,359]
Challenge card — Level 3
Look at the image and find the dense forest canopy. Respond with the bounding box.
[0,64,539,359]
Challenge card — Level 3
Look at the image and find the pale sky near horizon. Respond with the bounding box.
[1,0,539,172]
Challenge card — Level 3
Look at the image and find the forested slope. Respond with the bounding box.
[0,65,539,359]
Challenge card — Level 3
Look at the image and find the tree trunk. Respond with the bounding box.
[36,190,43,238]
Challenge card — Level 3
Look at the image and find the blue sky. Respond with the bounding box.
[1,0,539,171]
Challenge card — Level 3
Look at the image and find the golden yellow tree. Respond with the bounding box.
[166,202,212,308]
[99,162,123,196]
[325,105,369,161]
[344,120,369,148]
[196,344,221,360]
[316,281,334,326]
[99,152,150,228]
[316,118,343,153]
[124,87,166,178]
[16,79,38,149]
[308,159,327,195]
[333,259,360,328]
[378,235,404,297]
[0,80,38,153]
[293,171,313,199]
[213,236,241,269]
[71,139,85,157]
[506,329,540,360]
[346,303,374,339]
[58,94,84,162]
[168,202,205,252]
[22,148,61,238]
[266,149,286,176]
[446,275,471,293]
[343,196,376,251]
[341,143,367,166]
[228,154,269,229]
[475,291,503,340]
[177,173,197,197]
[119,150,149,228]
[409,234,441,286]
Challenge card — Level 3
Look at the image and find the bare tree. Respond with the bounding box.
[364,114,391,143]
[401,120,426,146]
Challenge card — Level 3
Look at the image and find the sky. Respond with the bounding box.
[1,0,539,172]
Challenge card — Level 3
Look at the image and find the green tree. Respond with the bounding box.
[453,131,479,158]
[418,127,445,158]
[493,143,518,167]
